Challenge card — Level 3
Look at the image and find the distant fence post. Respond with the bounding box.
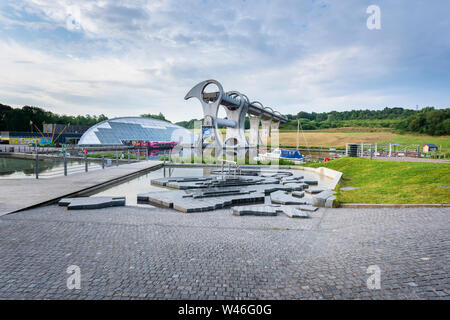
[35,141,39,179]
[64,151,67,176]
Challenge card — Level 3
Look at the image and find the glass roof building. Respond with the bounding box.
[78,117,194,146]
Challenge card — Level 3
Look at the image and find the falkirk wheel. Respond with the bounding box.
[185,79,288,150]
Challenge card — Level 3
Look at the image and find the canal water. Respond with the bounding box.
[92,166,336,206]
[0,156,102,179]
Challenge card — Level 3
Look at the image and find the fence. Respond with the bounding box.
[0,145,172,179]
[345,143,445,159]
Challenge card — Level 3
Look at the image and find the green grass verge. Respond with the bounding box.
[303,157,450,204]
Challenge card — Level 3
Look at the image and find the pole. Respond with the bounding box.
[102,155,105,169]
[296,119,300,150]
[116,151,119,166]
[64,151,67,176]
[128,150,130,164]
[370,145,373,160]
[35,141,39,179]
[138,150,140,161]
[85,154,88,172]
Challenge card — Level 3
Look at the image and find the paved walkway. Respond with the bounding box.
[0,205,448,299]
[0,160,162,216]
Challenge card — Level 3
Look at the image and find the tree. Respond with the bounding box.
[140,112,170,123]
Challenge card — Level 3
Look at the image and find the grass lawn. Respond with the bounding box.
[303,157,450,204]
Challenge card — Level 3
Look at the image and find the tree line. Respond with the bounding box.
[1,103,448,136]
[0,103,108,132]
[280,107,449,135]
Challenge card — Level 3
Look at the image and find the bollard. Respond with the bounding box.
[35,141,39,179]
[138,150,140,161]
[146,150,148,161]
[64,152,67,176]
[163,151,166,165]
[85,154,88,172]
[116,151,119,166]
[102,155,105,169]
[128,151,130,164]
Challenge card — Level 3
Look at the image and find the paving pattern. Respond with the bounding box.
[0,205,448,300]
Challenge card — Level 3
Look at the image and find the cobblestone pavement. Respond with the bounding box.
[0,204,448,300]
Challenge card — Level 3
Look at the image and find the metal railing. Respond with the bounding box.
[0,144,168,179]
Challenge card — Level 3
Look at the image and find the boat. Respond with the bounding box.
[255,148,305,164]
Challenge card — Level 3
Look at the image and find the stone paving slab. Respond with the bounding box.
[280,206,310,218]
[311,190,336,207]
[231,205,280,216]
[270,191,309,205]
[292,191,305,198]
[138,184,297,213]
[305,189,325,194]
[325,195,338,208]
[298,204,319,212]
[138,189,266,213]
[152,175,280,190]
[59,197,126,210]
[283,183,306,191]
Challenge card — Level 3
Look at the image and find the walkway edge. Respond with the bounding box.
[340,203,450,208]
[6,162,163,215]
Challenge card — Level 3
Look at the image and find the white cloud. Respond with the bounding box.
[0,0,449,122]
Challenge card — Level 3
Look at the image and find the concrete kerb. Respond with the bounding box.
[340,203,450,208]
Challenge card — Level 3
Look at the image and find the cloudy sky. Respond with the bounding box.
[0,0,449,122]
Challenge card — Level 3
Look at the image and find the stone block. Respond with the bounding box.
[280,206,310,218]
[298,204,319,212]
[311,190,336,207]
[292,191,305,198]
[305,189,324,194]
[231,205,280,216]
[59,197,126,210]
[270,191,308,205]
[325,195,339,208]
